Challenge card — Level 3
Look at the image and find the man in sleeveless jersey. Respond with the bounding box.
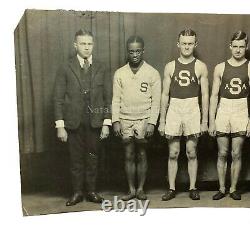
[159,29,209,201]
[209,31,250,200]
[112,36,161,201]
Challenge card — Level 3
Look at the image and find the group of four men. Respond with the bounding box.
[54,28,250,206]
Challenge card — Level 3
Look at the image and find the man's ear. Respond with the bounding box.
[73,42,77,50]
[177,41,180,48]
[229,43,232,50]
[194,41,198,48]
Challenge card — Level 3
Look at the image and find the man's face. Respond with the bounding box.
[230,39,247,60]
[177,35,197,58]
[74,35,94,58]
[127,42,144,65]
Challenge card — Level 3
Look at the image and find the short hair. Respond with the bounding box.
[126,35,144,49]
[178,29,197,41]
[231,31,248,45]
[74,29,93,41]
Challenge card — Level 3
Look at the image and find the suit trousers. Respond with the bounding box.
[67,123,101,193]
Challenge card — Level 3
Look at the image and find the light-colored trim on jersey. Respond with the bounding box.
[219,62,226,80]
[169,61,175,79]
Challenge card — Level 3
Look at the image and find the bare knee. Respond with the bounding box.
[218,150,227,161]
[138,150,147,162]
[186,142,197,160]
[168,140,180,160]
[231,150,241,161]
[125,153,135,164]
[186,149,197,160]
[124,144,135,163]
[169,150,179,160]
[186,138,198,160]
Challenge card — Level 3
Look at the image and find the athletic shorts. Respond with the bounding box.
[215,97,248,137]
[120,118,148,143]
[165,97,201,139]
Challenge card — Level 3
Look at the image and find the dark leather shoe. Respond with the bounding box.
[162,189,176,201]
[86,192,104,203]
[213,191,226,200]
[189,189,200,200]
[121,191,136,201]
[229,191,241,200]
[136,190,147,200]
[66,193,83,206]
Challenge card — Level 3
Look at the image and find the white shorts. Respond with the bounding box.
[165,97,201,138]
[215,97,248,137]
[120,118,148,143]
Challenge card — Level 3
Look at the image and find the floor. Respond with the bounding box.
[22,189,250,216]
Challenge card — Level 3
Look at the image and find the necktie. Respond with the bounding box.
[82,58,89,73]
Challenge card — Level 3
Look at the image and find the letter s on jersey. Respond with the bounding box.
[178,70,191,86]
[229,78,242,95]
[140,82,149,92]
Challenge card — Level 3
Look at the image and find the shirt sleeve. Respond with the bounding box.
[148,71,161,125]
[112,71,122,123]
[103,119,112,126]
[55,120,65,128]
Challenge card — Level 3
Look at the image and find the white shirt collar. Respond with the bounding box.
[77,54,93,67]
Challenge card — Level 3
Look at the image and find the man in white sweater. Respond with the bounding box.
[112,35,161,201]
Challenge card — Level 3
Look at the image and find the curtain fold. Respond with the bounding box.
[15,10,128,154]
[15,10,250,155]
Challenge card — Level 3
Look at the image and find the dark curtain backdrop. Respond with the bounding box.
[15,10,250,192]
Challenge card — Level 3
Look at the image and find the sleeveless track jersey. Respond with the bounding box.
[219,61,249,99]
[170,59,200,99]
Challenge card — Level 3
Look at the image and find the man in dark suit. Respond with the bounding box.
[54,29,112,206]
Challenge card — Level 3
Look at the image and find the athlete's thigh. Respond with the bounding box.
[217,136,230,153]
[124,141,136,160]
[168,138,181,153]
[186,136,198,153]
[231,136,245,153]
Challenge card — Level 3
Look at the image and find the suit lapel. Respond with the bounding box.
[69,56,101,88]
[91,58,100,82]
[68,56,84,89]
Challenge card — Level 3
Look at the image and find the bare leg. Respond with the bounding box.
[216,136,229,193]
[124,141,136,194]
[230,136,244,193]
[168,138,180,190]
[137,143,148,192]
[186,137,198,190]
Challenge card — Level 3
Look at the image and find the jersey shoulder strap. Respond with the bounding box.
[219,62,226,80]
[194,59,201,83]
[169,60,176,79]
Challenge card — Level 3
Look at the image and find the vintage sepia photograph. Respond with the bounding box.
[15,9,250,217]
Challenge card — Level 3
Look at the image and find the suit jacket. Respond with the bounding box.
[53,55,112,129]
